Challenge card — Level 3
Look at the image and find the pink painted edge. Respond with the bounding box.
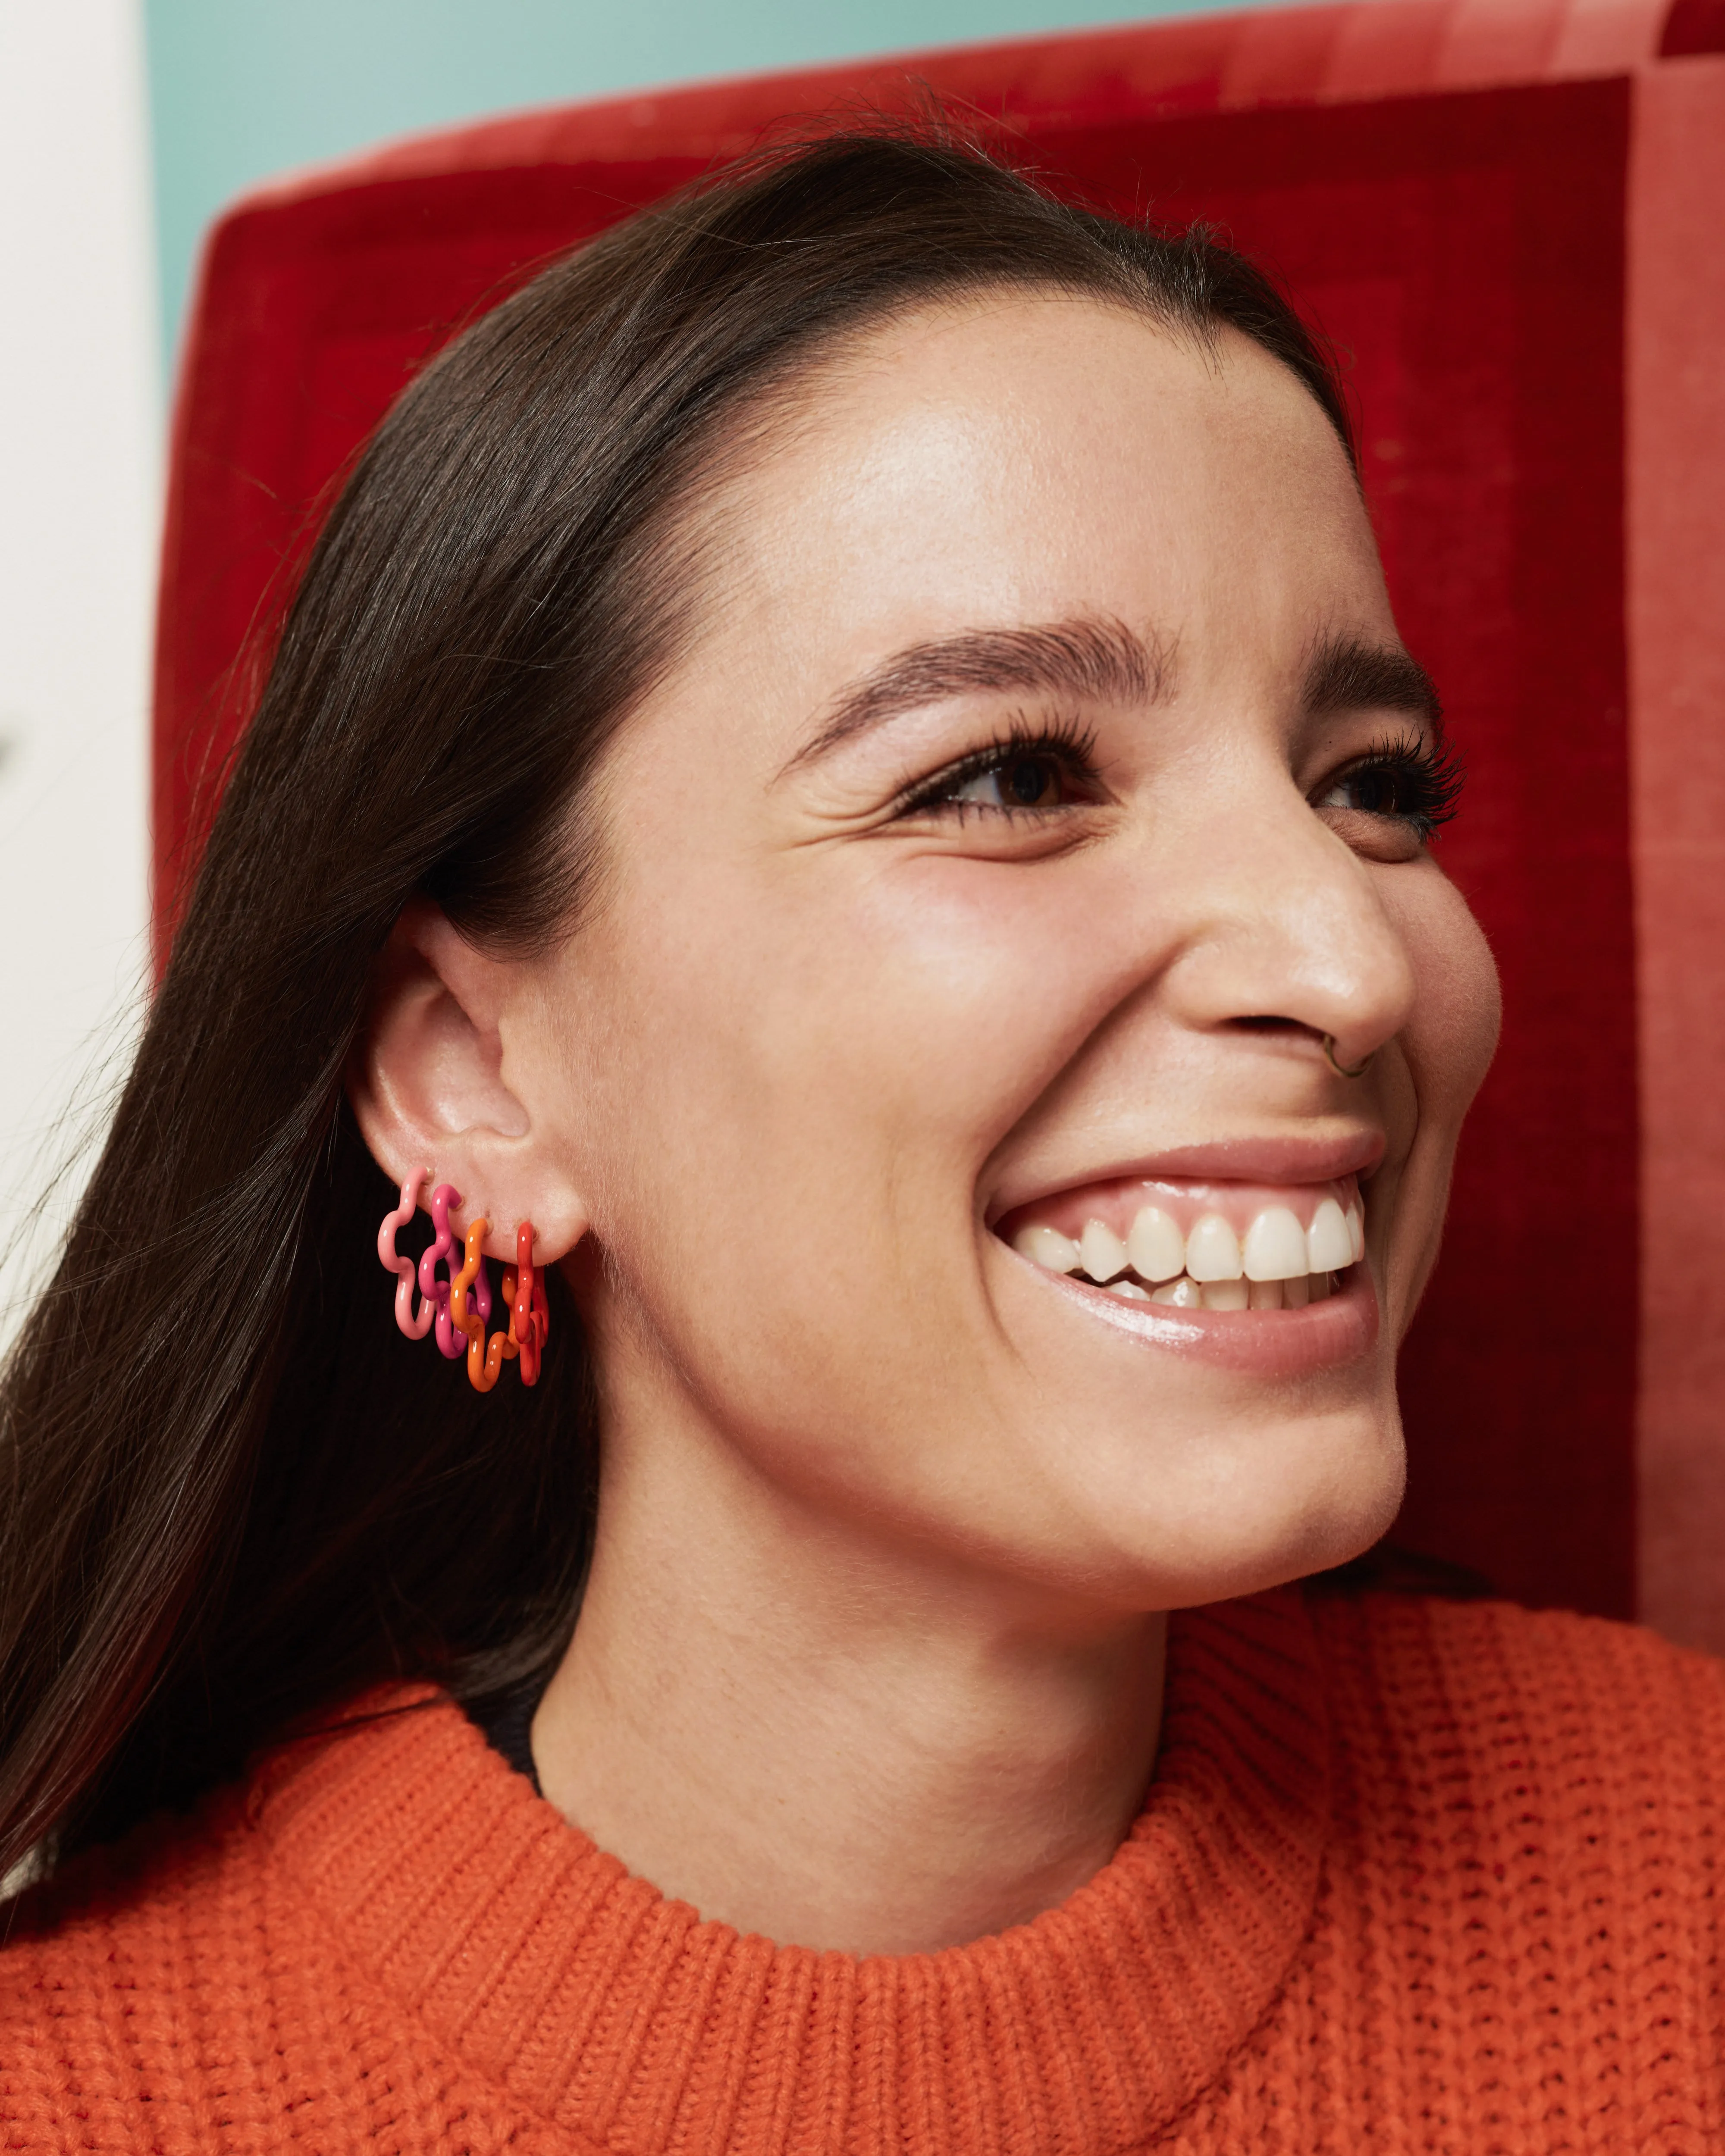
[1629,58,1725,1650]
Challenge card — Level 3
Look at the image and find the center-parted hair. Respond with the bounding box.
[0,126,1352,1877]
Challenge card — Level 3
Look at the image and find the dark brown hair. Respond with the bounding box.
[0,126,1352,1879]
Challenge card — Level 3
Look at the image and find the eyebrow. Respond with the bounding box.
[1303,634,1443,733]
[779,618,1441,781]
[779,616,1166,778]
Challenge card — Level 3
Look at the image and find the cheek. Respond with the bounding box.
[1397,874,1502,1120]
[566,851,1141,1361]
[820,857,1145,1144]
[618,852,1130,1185]
[1376,869,1500,1328]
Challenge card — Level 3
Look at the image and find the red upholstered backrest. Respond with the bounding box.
[152,1,1725,1636]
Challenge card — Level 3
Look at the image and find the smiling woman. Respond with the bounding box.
[1,127,1721,2152]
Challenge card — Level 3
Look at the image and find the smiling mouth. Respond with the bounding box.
[995,1175,1366,1313]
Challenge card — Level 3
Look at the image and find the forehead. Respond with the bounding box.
[697,292,1388,689]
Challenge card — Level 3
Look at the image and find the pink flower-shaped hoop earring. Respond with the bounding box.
[377,1170,436,1339]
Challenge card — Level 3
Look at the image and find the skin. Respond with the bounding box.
[350,292,1501,1957]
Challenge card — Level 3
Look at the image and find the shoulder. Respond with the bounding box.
[0,1689,491,2151]
[1308,1582,1725,1893]
[0,1786,265,2115]
[1311,1581,1725,1752]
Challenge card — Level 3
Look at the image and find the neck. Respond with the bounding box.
[531,1420,1167,1958]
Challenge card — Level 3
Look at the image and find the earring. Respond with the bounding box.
[418,1184,470,1359]
[450,1218,509,1392]
[377,1178,551,1391]
[377,1170,436,1338]
[505,1221,550,1387]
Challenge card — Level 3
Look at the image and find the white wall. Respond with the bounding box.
[0,0,159,1296]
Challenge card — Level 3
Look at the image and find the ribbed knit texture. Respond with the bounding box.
[3,1588,1722,2153]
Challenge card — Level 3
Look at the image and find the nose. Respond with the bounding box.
[1148,769,1418,1077]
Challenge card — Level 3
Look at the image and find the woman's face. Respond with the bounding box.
[519,292,1499,1613]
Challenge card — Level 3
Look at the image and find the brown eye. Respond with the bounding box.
[948,752,1068,812]
[1004,756,1060,806]
[1314,734,1464,841]
[1325,765,1406,816]
[896,723,1104,822]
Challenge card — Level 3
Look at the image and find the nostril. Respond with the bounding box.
[1233,1015,1305,1035]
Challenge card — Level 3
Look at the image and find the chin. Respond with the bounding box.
[1198,1425,1406,1606]
[1052,1399,1409,1613]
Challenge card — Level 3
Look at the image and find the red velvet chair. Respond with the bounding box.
[153,0,1725,1643]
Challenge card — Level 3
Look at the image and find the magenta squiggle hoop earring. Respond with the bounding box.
[417,1184,472,1360]
[377,1169,436,1340]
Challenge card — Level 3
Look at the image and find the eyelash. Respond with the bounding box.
[1320,730,1465,839]
[891,720,1465,838]
[893,717,1104,821]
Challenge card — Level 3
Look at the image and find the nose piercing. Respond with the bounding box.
[1321,1034,1375,1080]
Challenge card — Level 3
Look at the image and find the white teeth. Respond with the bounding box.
[1014,1224,1081,1273]
[1126,1206,1186,1283]
[1184,1214,1242,1282]
[1079,1218,1129,1283]
[1016,1185,1363,1306]
[1242,1206,1310,1281]
[1306,1199,1353,1273]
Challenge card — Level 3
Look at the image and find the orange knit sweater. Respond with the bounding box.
[3,1588,1722,2153]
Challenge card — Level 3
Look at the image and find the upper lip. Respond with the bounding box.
[984,1126,1386,1226]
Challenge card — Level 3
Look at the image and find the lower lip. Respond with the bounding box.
[1015,1258,1380,1377]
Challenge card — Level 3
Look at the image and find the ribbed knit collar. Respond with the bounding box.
[254,1588,1329,2156]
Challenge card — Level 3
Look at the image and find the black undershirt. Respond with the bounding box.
[469,1680,548,1796]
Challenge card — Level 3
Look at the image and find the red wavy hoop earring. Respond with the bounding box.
[506,1222,550,1387]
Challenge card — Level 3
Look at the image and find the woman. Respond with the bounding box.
[1,128,1719,2150]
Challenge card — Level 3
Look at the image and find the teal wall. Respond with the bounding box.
[143,0,1271,373]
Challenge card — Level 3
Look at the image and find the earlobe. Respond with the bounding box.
[348,899,590,1262]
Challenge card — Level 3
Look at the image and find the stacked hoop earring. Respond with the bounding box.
[376,1171,550,1392]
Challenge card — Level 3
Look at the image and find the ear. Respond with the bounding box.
[348,898,590,1262]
